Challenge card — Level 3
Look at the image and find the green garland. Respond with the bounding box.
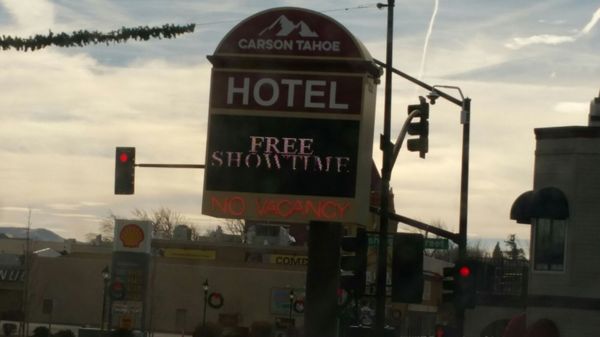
[0,24,196,51]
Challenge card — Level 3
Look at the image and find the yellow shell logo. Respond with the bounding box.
[119,224,145,248]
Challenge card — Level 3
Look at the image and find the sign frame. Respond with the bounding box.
[202,7,380,225]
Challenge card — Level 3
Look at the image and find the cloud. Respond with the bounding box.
[47,212,99,219]
[505,34,575,49]
[554,101,588,115]
[0,206,40,213]
[1,0,55,34]
[506,7,600,49]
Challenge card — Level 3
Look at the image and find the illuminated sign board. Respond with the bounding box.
[269,254,309,266]
[202,7,379,224]
[163,249,216,260]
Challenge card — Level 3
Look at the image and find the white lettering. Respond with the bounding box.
[329,81,349,109]
[227,77,250,105]
[223,76,354,110]
[253,78,279,106]
[305,80,326,108]
[281,79,302,107]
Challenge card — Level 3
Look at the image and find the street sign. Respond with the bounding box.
[202,7,380,225]
[424,238,449,250]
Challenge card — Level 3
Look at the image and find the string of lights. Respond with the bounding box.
[0,3,379,52]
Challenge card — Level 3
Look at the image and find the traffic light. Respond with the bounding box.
[340,228,367,296]
[442,260,478,309]
[114,147,135,195]
[406,96,430,158]
[391,233,424,303]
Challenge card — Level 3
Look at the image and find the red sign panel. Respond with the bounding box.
[214,8,365,58]
[210,70,363,114]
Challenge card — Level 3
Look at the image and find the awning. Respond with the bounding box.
[510,191,534,224]
[510,187,569,224]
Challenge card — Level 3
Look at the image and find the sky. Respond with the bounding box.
[0,0,598,248]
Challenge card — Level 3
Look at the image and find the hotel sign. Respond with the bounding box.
[202,7,379,224]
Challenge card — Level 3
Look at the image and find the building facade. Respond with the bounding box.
[510,92,600,336]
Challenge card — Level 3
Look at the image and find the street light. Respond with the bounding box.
[428,84,471,337]
[428,84,470,260]
[100,266,110,331]
[288,290,295,321]
[202,280,209,327]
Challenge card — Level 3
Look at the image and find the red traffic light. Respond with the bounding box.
[459,266,471,278]
[115,147,135,195]
[119,152,130,163]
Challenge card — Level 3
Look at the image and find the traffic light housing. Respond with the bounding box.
[340,228,367,296]
[406,96,430,158]
[115,147,135,194]
[442,260,478,309]
[391,233,424,303]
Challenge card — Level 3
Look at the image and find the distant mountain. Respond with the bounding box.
[259,15,318,38]
[0,227,65,242]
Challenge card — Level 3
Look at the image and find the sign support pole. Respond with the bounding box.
[376,0,395,335]
[305,221,341,337]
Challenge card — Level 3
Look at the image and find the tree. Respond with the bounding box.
[503,234,526,261]
[86,207,203,242]
[132,207,187,239]
[492,242,503,260]
[222,218,245,236]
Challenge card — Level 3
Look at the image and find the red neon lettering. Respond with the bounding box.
[211,196,246,217]
[255,198,350,220]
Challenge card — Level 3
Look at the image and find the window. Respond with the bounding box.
[533,218,566,271]
[255,225,280,237]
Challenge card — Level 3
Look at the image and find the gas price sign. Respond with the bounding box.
[202,7,379,225]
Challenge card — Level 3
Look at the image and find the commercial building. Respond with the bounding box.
[509,91,600,336]
[0,233,448,336]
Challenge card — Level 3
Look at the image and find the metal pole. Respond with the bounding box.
[101,280,108,331]
[458,98,471,259]
[305,222,341,337]
[457,97,471,337]
[376,0,395,334]
[136,164,205,169]
[202,280,208,327]
[289,290,294,321]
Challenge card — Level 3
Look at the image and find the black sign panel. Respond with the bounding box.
[205,114,359,197]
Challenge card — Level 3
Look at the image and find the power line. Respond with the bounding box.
[320,3,380,13]
[193,3,380,27]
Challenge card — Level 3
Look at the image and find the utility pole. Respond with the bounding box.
[457,97,471,337]
[375,0,395,335]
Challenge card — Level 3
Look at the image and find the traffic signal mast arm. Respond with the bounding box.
[369,206,460,243]
[114,146,205,195]
[136,163,205,169]
[373,59,463,107]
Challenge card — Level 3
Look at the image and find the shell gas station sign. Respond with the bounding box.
[202,7,380,225]
[114,219,152,254]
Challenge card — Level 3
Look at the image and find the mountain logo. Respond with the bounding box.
[259,15,318,38]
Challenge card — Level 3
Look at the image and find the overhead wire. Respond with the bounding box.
[192,3,380,27]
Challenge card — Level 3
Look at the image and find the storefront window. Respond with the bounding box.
[533,218,566,271]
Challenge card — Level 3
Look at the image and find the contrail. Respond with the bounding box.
[417,0,439,80]
[506,6,600,49]
[580,6,600,35]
